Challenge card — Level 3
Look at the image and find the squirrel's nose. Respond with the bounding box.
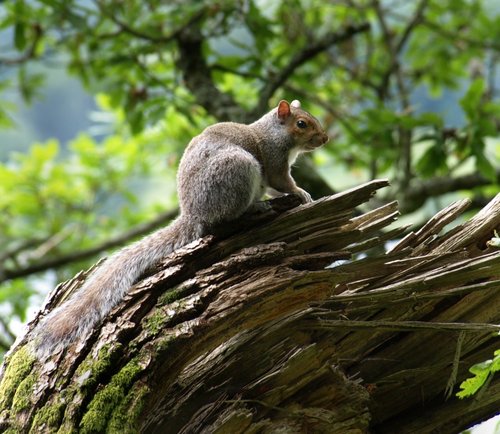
[322,133,329,143]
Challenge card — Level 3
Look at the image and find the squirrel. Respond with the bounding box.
[32,99,329,359]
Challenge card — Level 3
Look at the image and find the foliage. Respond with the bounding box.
[0,0,499,383]
[457,347,500,398]
[457,231,500,400]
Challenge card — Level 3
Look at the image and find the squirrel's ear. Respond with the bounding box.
[277,100,291,121]
[291,100,301,108]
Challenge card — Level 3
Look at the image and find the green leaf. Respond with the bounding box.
[457,367,490,398]
[415,140,448,177]
[460,78,485,120]
[475,152,497,183]
[13,0,27,50]
[469,360,493,375]
[491,353,500,372]
[458,349,500,399]
[415,112,444,128]
[0,104,15,128]
[245,0,275,54]
[14,22,26,51]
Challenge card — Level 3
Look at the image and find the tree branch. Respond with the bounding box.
[398,169,500,213]
[2,208,178,283]
[373,0,428,100]
[0,24,43,67]
[175,26,248,122]
[254,22,371,116]
[0,238,47,263]
[422,18,500,51]
[94,0,206,44]
[394,0,429,54]
[371,1,429,188]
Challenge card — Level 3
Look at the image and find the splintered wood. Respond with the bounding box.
[1,180,499,434]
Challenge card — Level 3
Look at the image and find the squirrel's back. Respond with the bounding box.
[178,121,265,227]
[181,122,263,166]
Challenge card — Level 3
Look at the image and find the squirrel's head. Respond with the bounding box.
[277,100,329,151]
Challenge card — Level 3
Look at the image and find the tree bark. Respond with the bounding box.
[1,180,499,433]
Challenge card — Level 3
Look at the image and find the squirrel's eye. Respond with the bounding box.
[296,120,307,129]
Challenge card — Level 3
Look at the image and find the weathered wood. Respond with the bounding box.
[0,182,499,433]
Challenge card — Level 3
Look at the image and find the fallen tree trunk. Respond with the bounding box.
[1,179,499,433]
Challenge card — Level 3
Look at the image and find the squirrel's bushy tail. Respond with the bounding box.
[32,216,201,359]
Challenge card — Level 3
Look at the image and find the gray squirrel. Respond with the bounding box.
[32,99,329,359]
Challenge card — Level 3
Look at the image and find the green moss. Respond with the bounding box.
[155,335,174,353]
[147,284,197,335]
[11,371,37,413]
[79,357,144,433]
[74,344,119,389]
[75,344,112,377]
[30,401,65,432]
[157,287,182,305]
[144,310,168,335]
[0,346,36,410]
[43,344,121,432]
[107,383,150,433]
[29,344,121,433]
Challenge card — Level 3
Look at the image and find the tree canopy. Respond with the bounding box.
[0,0,499,394]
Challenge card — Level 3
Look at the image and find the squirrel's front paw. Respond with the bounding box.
[295,188,312,204]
